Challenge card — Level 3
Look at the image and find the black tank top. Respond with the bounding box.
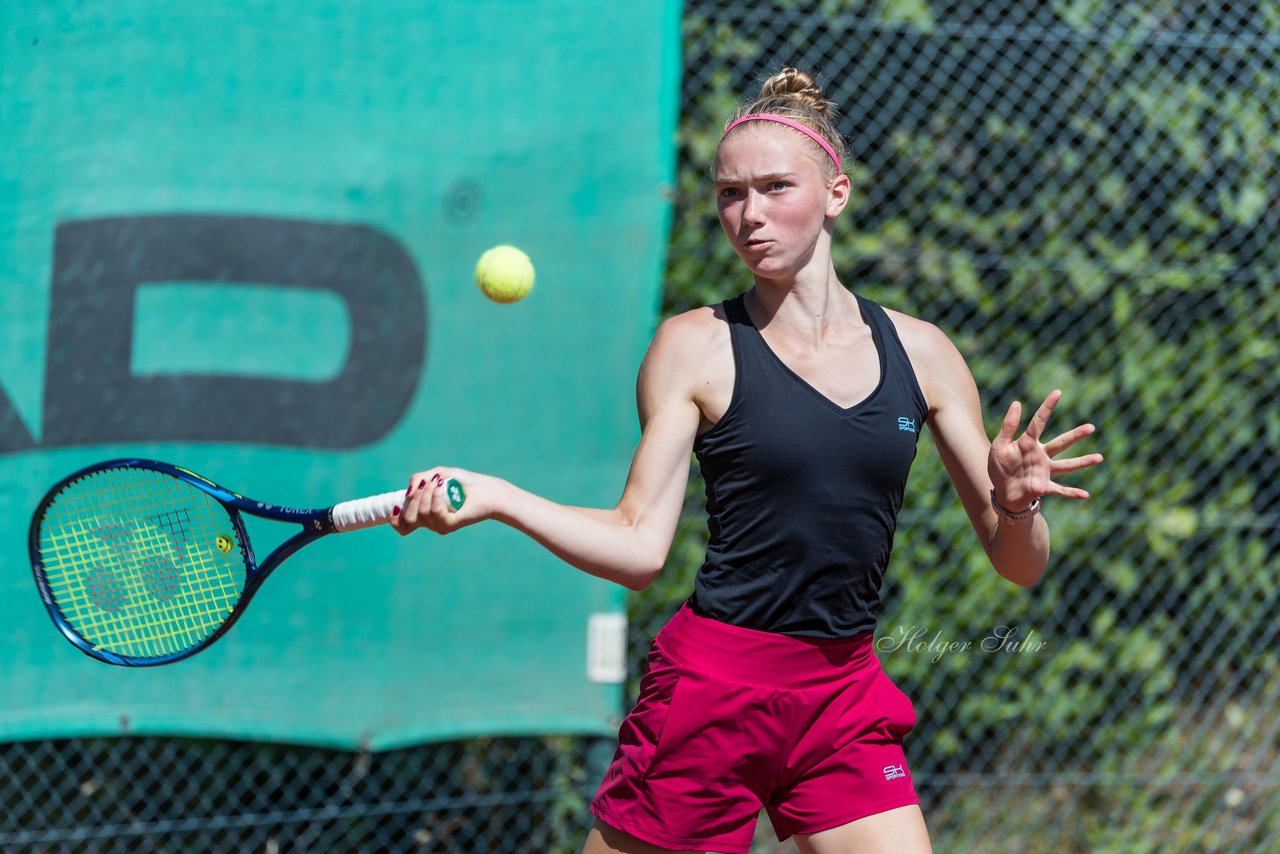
[690,292,929,638]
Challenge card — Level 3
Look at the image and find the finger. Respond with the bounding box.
[427,476,450,530]
[399,486,424,528]
[1041,481,1091,501]
[1024,389,1062,442]
[401,471,437,526]
[405,471,432,503]
[1042,423,1097,457]
[996,400,1022,443]
[1050,452,1105,474]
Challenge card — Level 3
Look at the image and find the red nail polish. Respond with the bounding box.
[419,479,428,489]
[392,505,401,516]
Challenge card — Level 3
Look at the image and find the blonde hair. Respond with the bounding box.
[722,67,847,178]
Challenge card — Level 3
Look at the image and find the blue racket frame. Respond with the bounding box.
[30,458,344,667]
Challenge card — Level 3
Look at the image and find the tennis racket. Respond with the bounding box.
[28,458,465,667]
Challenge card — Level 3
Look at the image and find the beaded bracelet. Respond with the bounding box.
[990,489,1041,525]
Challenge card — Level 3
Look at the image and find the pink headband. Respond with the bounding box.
[722,113,841,170]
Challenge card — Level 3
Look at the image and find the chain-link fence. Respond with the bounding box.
[5,2,1280,852]
[0,736,606,853]
[648,1,1280,851]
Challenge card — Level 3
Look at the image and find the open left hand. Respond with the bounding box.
[988,389,1104,511]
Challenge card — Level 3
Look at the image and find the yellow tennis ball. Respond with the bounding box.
[475,245,535,303]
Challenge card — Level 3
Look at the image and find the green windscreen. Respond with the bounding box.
[0,0,680,749]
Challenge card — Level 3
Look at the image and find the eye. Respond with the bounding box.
[769,180,790,192]
[718,186,742,199]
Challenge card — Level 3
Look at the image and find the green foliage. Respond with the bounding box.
[643,2,1280,849]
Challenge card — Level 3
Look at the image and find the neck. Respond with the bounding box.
[746,270,859,342]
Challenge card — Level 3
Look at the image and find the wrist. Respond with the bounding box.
[992,489,1033,513]
[485,477,517,524]
[990,488,1041,525]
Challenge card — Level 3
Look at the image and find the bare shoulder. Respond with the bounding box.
[650,305,728,353]
[642,305,730,374]
[881,306,956,357]
[640,304,735,428]
[880,305,975,411]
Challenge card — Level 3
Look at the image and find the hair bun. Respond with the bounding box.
[722,66,847,175]
[759,67,834,116]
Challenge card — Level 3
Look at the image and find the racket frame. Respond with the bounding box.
[30,458,363,667]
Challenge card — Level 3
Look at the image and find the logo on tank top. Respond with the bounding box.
[883,764,908,781]
[897,417,917,433]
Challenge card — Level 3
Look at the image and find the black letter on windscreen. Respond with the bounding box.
[43,215,425,448]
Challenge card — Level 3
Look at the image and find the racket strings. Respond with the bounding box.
[37,467,246,660]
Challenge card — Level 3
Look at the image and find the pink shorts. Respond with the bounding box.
[590,604,918,853]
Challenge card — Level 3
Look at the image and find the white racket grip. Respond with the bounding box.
[331,491,402,532]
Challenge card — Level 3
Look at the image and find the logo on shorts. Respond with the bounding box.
[883,764,908,781]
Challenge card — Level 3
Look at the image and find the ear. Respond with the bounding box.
[825,172,852,219]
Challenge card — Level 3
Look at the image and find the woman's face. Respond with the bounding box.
[714,124,846,282]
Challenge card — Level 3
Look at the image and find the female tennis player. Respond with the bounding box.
[395,67,1102,854]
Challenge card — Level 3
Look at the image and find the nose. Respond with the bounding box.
[741,189,765,226]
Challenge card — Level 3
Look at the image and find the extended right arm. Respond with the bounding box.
[393,315,706,591]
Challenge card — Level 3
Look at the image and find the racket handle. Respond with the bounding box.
[332,491,401,531]
[330,479,466,532]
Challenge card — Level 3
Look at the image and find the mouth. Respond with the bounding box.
[741,238,771,252]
